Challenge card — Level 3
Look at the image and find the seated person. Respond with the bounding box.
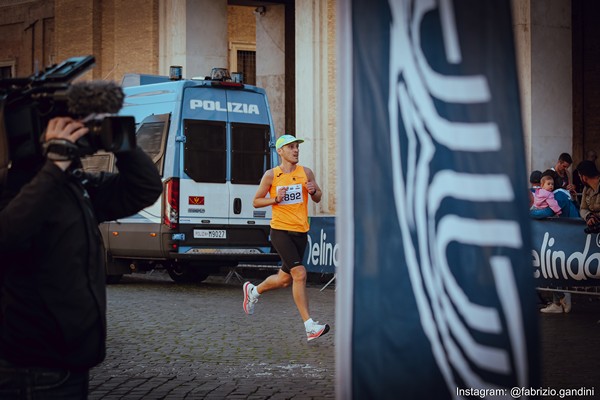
[528,189,534,208]
[529,170,542,193]
[551,152,577,198]
[530,175,561,219]
[576,160,600,233]
[573,150,597,194]
[540,292,572,314]
[539,170,580,218]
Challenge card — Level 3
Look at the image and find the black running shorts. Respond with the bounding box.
[270,228,308,274]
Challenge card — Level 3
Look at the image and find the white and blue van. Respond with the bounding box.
[86,70,280,283]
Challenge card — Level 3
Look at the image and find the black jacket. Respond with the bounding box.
[0,148,162,371]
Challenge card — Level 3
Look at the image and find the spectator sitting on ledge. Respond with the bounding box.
[530,175,562,219]
[576,160,600,233]
[539,169,580,219]
[529,170,542,193]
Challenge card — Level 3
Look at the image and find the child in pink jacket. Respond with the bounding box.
[530,175,562,219]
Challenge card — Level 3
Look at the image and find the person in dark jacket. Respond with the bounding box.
[0,116,162,399]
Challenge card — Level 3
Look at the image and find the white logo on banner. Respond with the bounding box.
[388,0,527,393]
[533,232,600,281]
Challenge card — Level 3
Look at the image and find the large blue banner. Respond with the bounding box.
[337,1,539,398]
[532,219,600,287]
[306,216,600,284]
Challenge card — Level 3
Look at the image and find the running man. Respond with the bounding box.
[243,134,330,341]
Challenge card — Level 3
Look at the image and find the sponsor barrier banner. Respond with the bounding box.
[532,219,600,287]
[304,216,338,274]
[304,216,600,283]
[337,0,539,398]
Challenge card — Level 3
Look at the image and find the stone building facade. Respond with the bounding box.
[0,0,337,217]
[3,0,599,217]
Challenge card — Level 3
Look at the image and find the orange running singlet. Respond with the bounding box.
[270,165,310,232]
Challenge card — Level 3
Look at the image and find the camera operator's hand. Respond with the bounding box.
[45,117,89,170]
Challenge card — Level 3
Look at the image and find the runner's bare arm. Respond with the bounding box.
[253,169,278,208]
[304,167,322,203]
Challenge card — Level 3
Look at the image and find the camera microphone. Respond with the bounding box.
[65,80,125,117]
[0,56,135,192]
[52,80,134,158]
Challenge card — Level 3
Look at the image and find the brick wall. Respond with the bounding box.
[228,5,256,46]
[0,0,159,81]
[55,0,95,66]
[0,0,54,77]
[55,0,159,82]
[111,0,159,81]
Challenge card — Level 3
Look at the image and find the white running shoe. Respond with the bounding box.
[243,282,258,315]
[306,321,330,341]
[561,293,572,313]
[540,303,563,314]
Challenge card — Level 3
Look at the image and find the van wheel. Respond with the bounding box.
[167,264,209,284]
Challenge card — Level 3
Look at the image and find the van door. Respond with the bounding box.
[181,117,229,230]
[178,86,273,241]
[227,89,273,227]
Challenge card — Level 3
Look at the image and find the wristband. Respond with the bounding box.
[43,139,80,161]
[274,196,280,204]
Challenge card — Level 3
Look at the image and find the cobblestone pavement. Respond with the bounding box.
[538,291,600,396]
[89,271,335,400]
[89,271,600,399]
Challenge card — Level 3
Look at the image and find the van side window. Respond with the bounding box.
[81,113,170,174]
[231,123,271,184]
[184,120,226,183]
[136,113,170,174]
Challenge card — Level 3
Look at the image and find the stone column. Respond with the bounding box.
[159,0,227,79]
[512,0,532,171]
[256,4,286,139]
[530,0,572,172]
[296,0,336,215]
[512,0,572,172]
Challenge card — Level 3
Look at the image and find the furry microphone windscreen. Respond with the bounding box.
[66,80,125,117]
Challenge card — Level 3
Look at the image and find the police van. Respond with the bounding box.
[85,68,280,283]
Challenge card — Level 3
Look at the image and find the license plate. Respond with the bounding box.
[193,229,226,239]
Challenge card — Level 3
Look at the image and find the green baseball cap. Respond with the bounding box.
[276,134,304,150]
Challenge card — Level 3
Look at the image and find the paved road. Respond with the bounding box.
[538,291,600,396]
[89,272,600,399]
[89,271,335,399]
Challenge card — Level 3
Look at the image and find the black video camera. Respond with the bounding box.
[0,55,135,179]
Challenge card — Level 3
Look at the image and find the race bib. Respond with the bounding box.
[277,184,303,205]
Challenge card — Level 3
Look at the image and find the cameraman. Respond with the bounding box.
[0,116,162,398]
